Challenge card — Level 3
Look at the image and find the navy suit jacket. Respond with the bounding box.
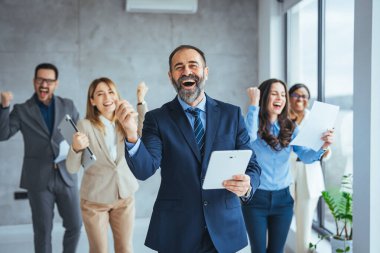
[125,95,261,253]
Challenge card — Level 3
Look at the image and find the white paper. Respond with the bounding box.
[202,150,252,190]
[54,140,70,163]
[290,101,339,151]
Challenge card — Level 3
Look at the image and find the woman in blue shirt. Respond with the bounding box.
[242,78,334,253]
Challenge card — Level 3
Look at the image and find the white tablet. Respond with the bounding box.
[202,150,252,190]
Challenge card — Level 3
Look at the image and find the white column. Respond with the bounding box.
[258,0,286,82]
[353,0,380,252]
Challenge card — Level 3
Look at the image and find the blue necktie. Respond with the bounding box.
[186,108,205,155]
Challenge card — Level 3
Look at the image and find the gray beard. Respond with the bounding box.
[172,77,206,104]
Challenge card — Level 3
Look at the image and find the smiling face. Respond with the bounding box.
[90,82,118,120]
[33,68,58,105]
[266,82,287,122]
[289,87,309,114]
[168,48,208,106]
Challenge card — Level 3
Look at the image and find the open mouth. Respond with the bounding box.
[182,80,196,87]
[273,102,282,110]
[39,88,49,98]
[178,74,199,89]
[103,101,114,108]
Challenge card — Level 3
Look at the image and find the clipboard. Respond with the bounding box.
[202,150,252,190]
[58,115,96,170]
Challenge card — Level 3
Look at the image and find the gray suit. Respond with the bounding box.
[0,95,82,253]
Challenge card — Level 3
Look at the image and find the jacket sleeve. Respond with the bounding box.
[237,107,261,200]
[0,105,21,141]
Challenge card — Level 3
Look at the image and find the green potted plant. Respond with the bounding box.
[309,174,353,253]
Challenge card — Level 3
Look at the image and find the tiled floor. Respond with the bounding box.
[0,218,251,253]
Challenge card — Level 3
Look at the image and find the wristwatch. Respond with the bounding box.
[244,185,252,198]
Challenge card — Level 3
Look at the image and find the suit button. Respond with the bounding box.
[203,201,208,206]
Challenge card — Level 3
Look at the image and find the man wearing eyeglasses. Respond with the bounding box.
[0,63,82,253]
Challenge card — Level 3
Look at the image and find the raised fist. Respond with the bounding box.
[1,91,14,108]
[137,81,149,104]
[115,100,139,142]
[246,87,260,106]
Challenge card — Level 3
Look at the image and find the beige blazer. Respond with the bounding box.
[66,103,147,204]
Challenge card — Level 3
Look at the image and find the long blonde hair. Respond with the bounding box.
[85,77,125,136]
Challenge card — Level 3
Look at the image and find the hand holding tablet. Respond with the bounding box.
[202,150,252,190]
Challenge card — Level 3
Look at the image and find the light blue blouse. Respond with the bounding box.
[245,105,324,191]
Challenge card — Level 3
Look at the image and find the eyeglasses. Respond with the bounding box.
[35,77,56,85]
[290,93,309,100]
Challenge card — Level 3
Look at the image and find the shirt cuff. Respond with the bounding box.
[318,148,327,160]
[240,185,253,202]
[125,138,141,156]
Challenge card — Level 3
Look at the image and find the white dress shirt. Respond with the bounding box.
[100,115,117,161]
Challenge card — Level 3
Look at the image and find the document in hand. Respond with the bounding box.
[58,115,96,169]
[202,150,252,190]
[290,101,339,151]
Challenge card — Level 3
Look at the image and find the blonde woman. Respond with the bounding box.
[66,78,148,253]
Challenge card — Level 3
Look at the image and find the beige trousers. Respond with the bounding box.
[81,196,135,253]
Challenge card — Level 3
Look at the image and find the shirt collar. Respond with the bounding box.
[270,120,280,133]
[99,115,115,128]
[177,95,207,113]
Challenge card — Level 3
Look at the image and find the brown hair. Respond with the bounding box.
[258,78,296,151]
[85,77,125,136]
[169,45,206,70]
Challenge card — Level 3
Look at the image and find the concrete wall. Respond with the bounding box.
[0,0,258,225]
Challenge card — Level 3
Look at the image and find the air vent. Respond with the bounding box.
[126,0,198,14]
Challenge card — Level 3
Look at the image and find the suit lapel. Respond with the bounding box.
[51,96,62,139]
[168,98,201,163]
[26,96,50,136]
[201,96,220,175]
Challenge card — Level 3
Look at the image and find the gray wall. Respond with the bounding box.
[0,0,258,225]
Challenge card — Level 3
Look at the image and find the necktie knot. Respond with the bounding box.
[186,108,201,117]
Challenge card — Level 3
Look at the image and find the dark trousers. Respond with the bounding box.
[242,187,293,253]
[28,170,82,253]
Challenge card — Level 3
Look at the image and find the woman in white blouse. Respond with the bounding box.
[66,78,148,253]
[288,83,331,253]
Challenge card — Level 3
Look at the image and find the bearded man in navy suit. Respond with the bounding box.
[116,45,261,253]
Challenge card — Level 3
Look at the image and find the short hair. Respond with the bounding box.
[289,83,311,99]
[168,45,206,70]
[34,63,59,80]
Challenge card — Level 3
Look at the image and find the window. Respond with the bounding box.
[287,0,354,235]
[323,0,354,233]
[287,0,318,102]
